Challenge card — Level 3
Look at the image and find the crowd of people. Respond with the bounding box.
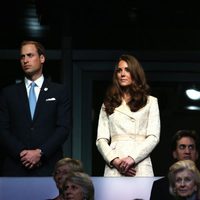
[150,129,200,200]
[47,157,94,200]
[0,40,200,200]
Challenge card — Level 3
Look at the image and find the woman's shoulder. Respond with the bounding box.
[147,95,158,102]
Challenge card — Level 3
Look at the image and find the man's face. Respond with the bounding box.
[173,137,198,162]
[20,44,45,78]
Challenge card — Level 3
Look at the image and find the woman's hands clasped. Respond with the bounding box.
[111,157,136,176]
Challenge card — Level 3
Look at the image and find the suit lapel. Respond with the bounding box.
[33,79,50,120]
[17,82,32,120]
[115,100,135,119]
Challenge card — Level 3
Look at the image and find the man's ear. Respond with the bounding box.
[196,152,199,160]
[40,55,45,64]
[173,151,177,159]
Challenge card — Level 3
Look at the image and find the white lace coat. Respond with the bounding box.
[96,95,160,176]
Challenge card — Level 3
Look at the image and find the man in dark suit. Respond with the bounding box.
[150,130,199,200]
[0,40,71,176]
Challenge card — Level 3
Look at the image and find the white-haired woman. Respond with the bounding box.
[168,159,200,200]
[62,172,94,200]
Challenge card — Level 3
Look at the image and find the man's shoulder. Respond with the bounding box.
[44,79,66,89]
[1,82,23,93]
[150,176,174,200]
[153,176,169,186]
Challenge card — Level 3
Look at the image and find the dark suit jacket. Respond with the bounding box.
[0,78,71,176]
[150,176,175,200]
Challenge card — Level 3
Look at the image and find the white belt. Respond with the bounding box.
[111,134,146,142]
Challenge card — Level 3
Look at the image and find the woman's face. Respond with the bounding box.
[116,60,133,87]
[54,165,71,190]
[175,169,197,197]
[63,181,84,200]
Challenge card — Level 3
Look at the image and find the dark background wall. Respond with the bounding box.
[1,1,200,176]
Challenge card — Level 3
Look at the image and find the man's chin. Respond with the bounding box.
[183,157,191,160]
[24,70,34,77]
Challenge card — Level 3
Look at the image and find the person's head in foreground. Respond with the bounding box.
[62,171,94,200]
[53,157,84,193]
[168,159,200,199]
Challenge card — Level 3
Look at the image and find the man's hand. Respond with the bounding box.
[20,149,42,169]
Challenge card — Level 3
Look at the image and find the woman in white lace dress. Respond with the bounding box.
[96,54,160,176]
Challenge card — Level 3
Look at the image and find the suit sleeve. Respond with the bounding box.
[0,89,26,159]
[39,85,71,158]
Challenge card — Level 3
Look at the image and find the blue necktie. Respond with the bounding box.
[29,82,36,119]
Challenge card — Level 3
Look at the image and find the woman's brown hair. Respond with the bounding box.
[104,54,150,115]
